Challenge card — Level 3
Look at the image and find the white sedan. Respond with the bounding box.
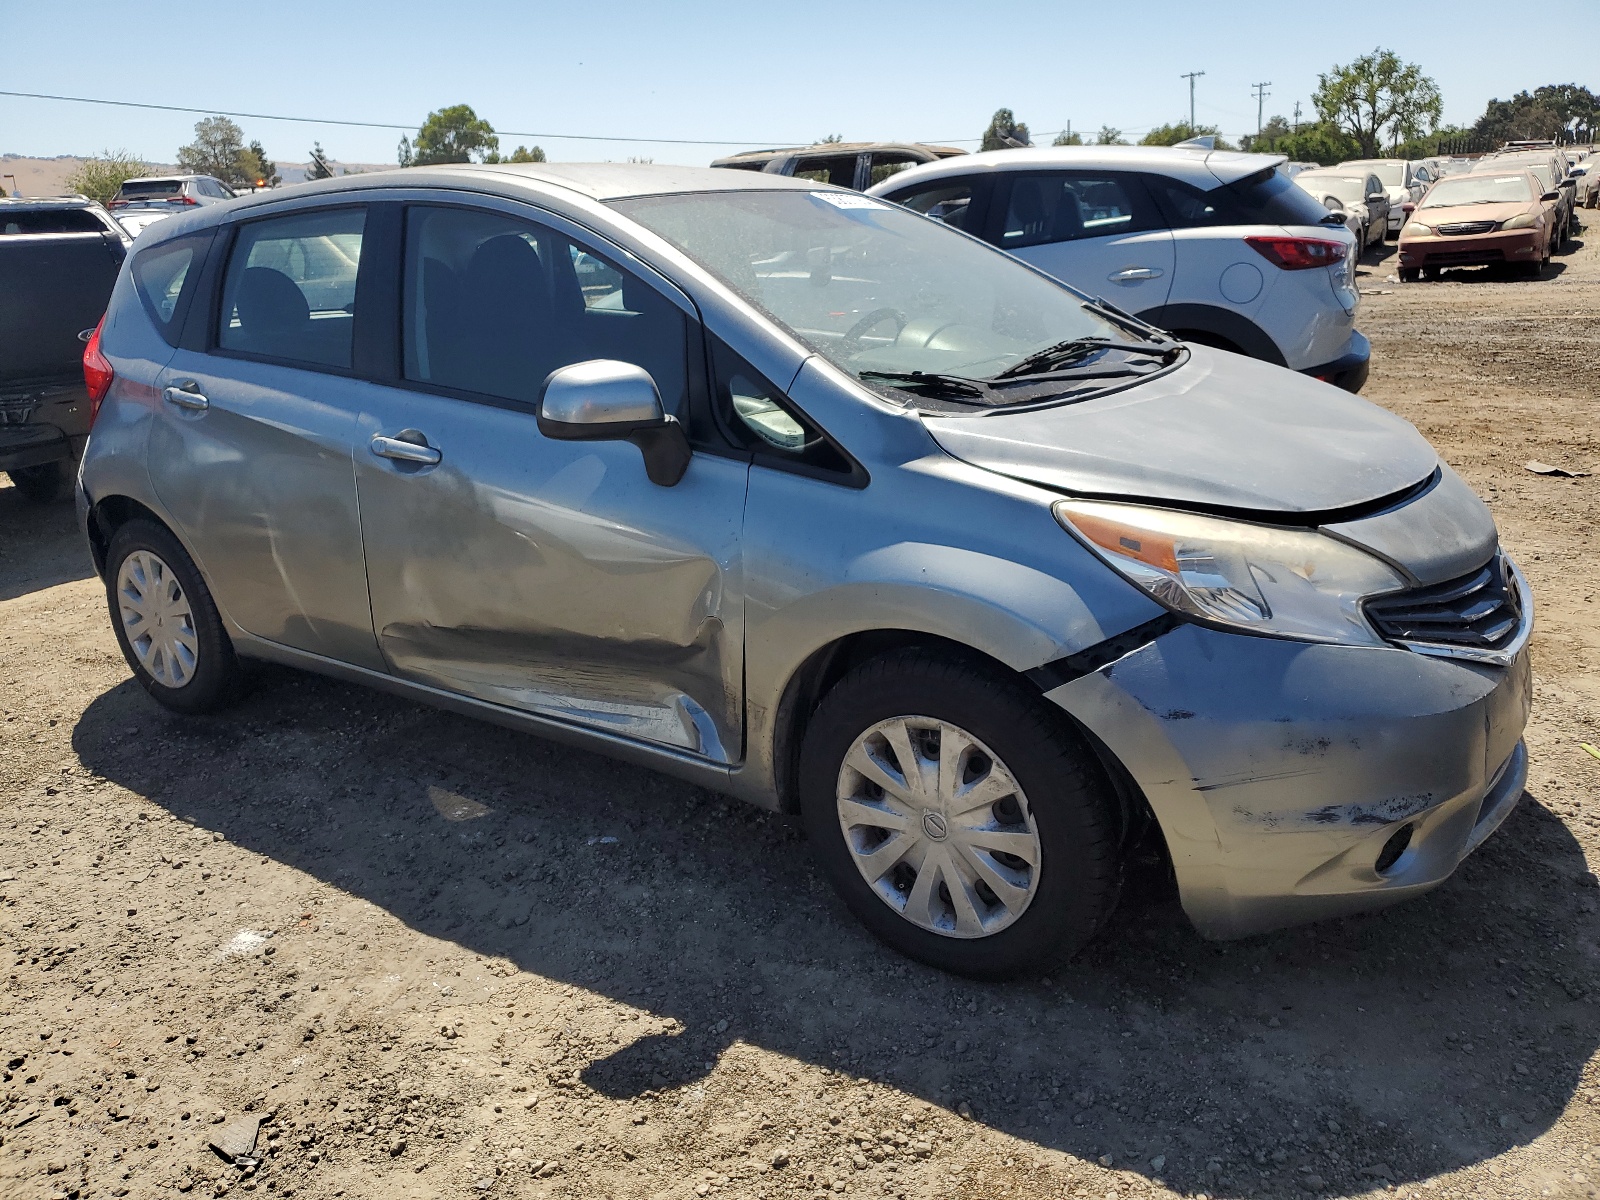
[1293,169,1390,251]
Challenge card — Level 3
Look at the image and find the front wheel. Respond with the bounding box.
[799,649,1123,978]
[105,519,245,714]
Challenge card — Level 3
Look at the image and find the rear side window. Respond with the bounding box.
[1154,167,1331,228]
[995,173,1164,248]
[0,209,107,235]
[132,236,205,344]
[890,181,978,231]
[401,205,688,414]
[217,207,365,368]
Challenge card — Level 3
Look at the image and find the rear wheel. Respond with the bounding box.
[8,462,64,503]
[1421,267,1441,282]
[105,519,245,714]
[1399,267,1421,283]
[799,649,1123,978]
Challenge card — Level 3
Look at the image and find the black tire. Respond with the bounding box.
[105,518,245,714]
[798,649,1122,979]
[1422,267,1441,282]
[8,462,64,503]
[1399,268,1421,283]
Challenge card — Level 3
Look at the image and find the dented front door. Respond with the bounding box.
[353,393,749,762]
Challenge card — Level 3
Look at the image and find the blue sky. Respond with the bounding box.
[1,0,1590,165]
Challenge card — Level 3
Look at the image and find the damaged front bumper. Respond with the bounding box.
[1050,621,1533,939]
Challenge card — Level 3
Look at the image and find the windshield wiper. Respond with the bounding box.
[994,335,1181,380]
[857,370,995,399]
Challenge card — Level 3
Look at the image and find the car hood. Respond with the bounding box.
[922,347,1440,516]
[1416,201,1537,223]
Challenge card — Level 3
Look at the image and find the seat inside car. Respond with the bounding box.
[233,266,312,358]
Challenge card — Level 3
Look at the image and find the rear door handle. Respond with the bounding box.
[1108,267,1164,282]
[370,431,442,466]
[162,381,209,411]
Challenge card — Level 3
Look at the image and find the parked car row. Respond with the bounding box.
[73,162,1531,975]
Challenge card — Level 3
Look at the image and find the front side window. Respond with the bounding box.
[996,173,1161,248]
[613,189,1145,397]
[889,181,978,231]
[217,207,365,368]
[402,205,687,413]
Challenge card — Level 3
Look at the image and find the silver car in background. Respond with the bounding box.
[78,164,1531,977]
[1292,168,1391,251]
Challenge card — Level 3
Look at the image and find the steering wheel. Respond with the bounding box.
[840,307,907,353]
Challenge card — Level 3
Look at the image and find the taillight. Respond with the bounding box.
[169,195,198,205]
[82,316,114,426]
[1244,235,1349,270]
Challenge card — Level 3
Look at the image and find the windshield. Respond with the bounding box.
[1366,162,1406,187]
[1421,174,1536,208]
[1296,175,1367,204]
[612,189,1142,392]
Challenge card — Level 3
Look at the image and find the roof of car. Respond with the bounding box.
[0,194,98,207]
[1295,169,1368,179]
[860,145,1287,194]
[118,175,213,185]
[711,142,966,166]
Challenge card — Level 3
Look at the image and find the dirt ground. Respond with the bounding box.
[2,230,1599,1200]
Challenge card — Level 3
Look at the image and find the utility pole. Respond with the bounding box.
[1252,81,1272,137]
[1293,101,1302,133]
[1181,71,1205,130]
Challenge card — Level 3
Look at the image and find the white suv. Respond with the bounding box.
[869,146,1369,392]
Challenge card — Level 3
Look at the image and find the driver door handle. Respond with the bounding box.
[370,431,442,466]
[1108,267,1164,282]
[162,381,209,411]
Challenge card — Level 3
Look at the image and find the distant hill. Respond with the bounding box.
[1,154,396,197]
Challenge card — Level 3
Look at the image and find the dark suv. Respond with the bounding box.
[0,196,129,501]
[711,142,964,191]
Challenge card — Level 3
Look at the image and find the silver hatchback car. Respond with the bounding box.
[78,164,1531,977]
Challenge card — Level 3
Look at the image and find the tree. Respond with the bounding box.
[1473,86,1598,145]
[306,142,335,181]
[507,145,546,163]
[816,134,843,144]
[1140,121,1234,150]
[1051,130,1083,146]
[67,149,152,204]
[177,116,248,185]
[247,140,279,188]
[1313,49,1441,157]
[1274,122,1360,165]
[413,104,499,165]
[980,109,1031,152]
[1240,115,1291,153]
[397,135,414,168]
[1095,126,1126,145]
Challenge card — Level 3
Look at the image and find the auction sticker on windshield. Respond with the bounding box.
[811,192,887,210]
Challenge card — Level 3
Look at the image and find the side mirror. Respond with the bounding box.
[1367,191,1387,203]
[537,359,691,487]
[1401,202,1415,213]
[1541,190,1560,202]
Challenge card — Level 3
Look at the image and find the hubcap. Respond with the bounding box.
[836,717,1041,939]
[116,550,198,688]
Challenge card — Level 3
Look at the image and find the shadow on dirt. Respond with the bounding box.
[0,482,94,602]
[72,665,1599,1199]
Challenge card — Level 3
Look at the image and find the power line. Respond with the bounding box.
[0,89,795,147]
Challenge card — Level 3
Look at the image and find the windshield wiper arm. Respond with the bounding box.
[857,370,994,398]
[994,335,1181,380]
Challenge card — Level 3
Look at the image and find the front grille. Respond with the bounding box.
[1424,249,1505,265]
[1365,555,1522,651]
[1436,220,1498,236]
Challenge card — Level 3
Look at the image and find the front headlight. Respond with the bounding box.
[1054,500,1406,647]
[1501,213,1537,230]
[1403,221,1432,237]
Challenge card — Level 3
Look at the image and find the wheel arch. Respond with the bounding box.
[86,494,171,579]
[762,627,1156,854]
[1136,302,1286,365]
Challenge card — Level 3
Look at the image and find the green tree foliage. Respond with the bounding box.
[397,135,414,168]
[1273,122,1360,166]
[247,140,279,187]
[306,142,335,181]
[1140,122,1234,150]
[816,134,843,144]
[1473,85,1598,145]
[1240,115,1291,153]
[980,109,1031,152]
[176,116,250,185]
[66,149,152,204]
[1096,126,1127,145]
[1314,49,1441,157]
[1051,130,1083,146]
[413,105,499,165]
[507,145,546,163]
